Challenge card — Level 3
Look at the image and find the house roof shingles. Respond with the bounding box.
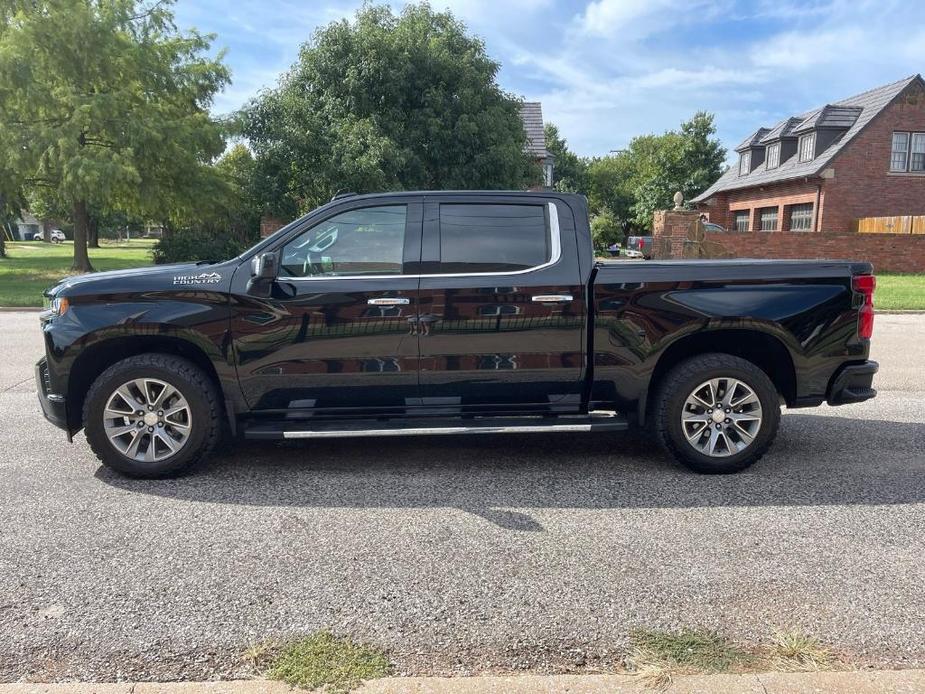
[693,74,924,202]
[758,117,803,143]
[734,127,771,151]
[519,102,549,158]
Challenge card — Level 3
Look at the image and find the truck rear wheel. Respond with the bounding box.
[83,354,221,478]
[653,353,780,474]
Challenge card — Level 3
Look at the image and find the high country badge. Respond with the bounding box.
[173,272,222,285]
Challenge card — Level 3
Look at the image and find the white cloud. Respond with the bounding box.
[577,0,727,40]
[750,27,865,70]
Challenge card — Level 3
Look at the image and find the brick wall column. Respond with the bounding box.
[652,209,702,259]
[260,215,287,238]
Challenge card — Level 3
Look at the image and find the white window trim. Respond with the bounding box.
[739,151,751,176]
[766,142,781,170]
[733,210,750,232]
[892,131,925,173]
[798,133,815,163]
[788,203,814,232]
[758,208,779,232]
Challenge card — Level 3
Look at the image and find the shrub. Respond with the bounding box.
[152,229,246,264]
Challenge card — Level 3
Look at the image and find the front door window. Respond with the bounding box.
[280,205,407,278]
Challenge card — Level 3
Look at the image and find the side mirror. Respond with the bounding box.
[246,252,279,297]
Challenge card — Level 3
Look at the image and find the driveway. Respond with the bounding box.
[1,311,923,681]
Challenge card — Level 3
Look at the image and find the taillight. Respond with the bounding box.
[852,274,876,339]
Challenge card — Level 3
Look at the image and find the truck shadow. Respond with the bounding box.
[95,412,924,531]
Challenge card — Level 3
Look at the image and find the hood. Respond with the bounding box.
[46,260,233,298]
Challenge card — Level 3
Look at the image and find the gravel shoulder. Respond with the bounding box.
[1,312,923,682]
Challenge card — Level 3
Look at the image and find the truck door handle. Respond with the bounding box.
[367,297,410,306]
[532,294,573,303]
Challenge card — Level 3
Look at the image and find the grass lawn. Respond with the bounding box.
[0,240,156,307]
[876,273,925,310]
[1,239,922,309]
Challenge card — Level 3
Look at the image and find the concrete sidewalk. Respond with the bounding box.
[3,670,925,693]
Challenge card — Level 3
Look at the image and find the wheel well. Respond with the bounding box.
[647,330,797,414]
[67,336,222,430]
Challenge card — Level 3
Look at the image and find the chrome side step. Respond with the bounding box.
[243,412,628,441]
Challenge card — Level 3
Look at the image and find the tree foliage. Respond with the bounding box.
[585,112,726,231]
[590,208,624,252]
[244,3,537,216]
[544,123,588,194]
[0,0,230,270]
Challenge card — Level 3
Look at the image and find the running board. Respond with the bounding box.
[242,412,628,440]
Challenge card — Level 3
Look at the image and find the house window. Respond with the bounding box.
[889,132,925,172]
[766,142,781,169]
[911,133,925,172]
[738,151,751,175]
[891,132,910,171]
[733,210,750,232]
[789,203,813,231]
[798,133,815,162]
[759,207,778,231]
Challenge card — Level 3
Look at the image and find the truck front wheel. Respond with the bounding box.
[83,354,222,478]
[653,353,780,474]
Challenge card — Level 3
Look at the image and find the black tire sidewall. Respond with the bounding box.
[660,357,780,473]
[84,359,215,477]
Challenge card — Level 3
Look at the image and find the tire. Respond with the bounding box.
[83,353,222,478]
[653,353,780,474]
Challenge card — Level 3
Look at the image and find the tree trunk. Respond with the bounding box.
[88,215,100,248]
[0,225,6,258]
[71,200,95,273]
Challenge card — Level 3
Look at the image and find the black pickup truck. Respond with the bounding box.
[37,191,878,477]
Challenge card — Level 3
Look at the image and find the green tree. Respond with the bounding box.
[590,208,624,253]
[586,112,726,230]
[213,144,262,244]
[244,3,537,216]
[587,154,636,225]
[0,0,230,271]
[544,123,589,194]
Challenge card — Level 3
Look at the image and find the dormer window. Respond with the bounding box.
[766,142,781,169]
[798,133,815,162]
[739,151,751,175]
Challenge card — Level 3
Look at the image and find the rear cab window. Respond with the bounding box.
[437,203,551,274]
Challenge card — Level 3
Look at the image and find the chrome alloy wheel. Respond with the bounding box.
[681,377,763,458]
[102,378,192,462]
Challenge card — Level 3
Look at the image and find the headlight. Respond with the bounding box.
[50,297,70,316]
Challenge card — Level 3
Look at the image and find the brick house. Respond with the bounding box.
[693,74,925,233]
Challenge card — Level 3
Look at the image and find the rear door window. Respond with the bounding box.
[437,204,550,274]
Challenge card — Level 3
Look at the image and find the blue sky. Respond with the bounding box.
[173,0,924,159]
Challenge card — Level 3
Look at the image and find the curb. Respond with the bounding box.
[0,307,42,312]
[3,670,925,693]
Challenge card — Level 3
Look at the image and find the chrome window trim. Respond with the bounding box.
[280,201,562,281]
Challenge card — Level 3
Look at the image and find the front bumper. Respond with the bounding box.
[36,357,69,432]
[827,360,878,406]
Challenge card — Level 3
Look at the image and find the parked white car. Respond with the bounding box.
[624,248,644,258]
[33,229,66,243]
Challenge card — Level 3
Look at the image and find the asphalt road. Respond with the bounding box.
[1,311,923,682]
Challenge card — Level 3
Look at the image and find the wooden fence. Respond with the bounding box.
[853,215,925,234]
